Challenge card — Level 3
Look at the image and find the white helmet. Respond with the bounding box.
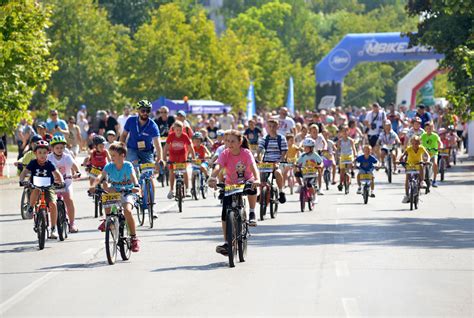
[302,138,316,148]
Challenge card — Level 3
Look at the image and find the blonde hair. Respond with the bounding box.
[173,120,183,128]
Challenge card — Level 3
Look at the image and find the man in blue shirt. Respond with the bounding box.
[46,110,69,138]
[415,104,432,129]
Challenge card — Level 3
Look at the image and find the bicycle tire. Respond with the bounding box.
[259,187,267,221]
[201,176,207,199]
[300,188,305,212]
[37,209,47,250]
[439,158,445,181]
[387,156,392,183]
[452,149,457,165]
[20,188,30,220]
[147,180,154,228]
[57,200,68,241]
[414,191,419,209]
[409,186,414,211]
[308,197,313,211]
[177,182,183,213]
[136,197,145,226]
[344,174,350,195]
[105,217,118,265]
[363,185,369,204]
[94,194,99,218]
[270,188,278,219]
[324,170,330,190]
[425,166,431,194]
[119,219,131,261]
[237,210,247,263]
[226,210,237,268]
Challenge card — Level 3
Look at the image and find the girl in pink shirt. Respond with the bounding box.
[209,130,260,255]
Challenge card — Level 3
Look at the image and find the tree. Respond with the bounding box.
[406,0,473,116]
[0,0,56,134]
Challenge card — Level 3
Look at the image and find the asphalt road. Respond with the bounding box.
[0,157,473,317]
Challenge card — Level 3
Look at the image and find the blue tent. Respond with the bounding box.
[151,97,231,114]
[151,97,188,113]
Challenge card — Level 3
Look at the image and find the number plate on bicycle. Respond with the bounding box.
[102,193,121,207]
[173,163,187,170]
[439,148,450,156]
[89,167,102,178]
[224,184,245,196]
[359,173,372,181]
[321,151,330,158]
[193,159,202,166]
[140,163,155,173]
[302,167,317,177]
[340,155,352,164]
[405,165,420,174]
[258,162,274,173]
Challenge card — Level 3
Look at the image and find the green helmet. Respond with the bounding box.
[50,135,67,146]
[136,99,152,110]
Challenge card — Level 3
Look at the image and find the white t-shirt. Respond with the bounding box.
[47,152,76,186]
[314,135,327,151]
[218,114,234,130]
[276,116,295,136]
[117,114,130,133]
[365,110,386,136]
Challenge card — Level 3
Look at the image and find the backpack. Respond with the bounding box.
[264,134,283,151]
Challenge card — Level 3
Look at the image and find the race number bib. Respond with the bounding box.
[101,193,121,208]
[137,141,146,150]
[257,162,274,173]
[140,163,155,173]
[89,167,102,179]
[224,184,245,196]
[173,163,187,171]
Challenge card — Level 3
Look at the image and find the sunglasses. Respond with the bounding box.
[159,111,168,114]
[51,113,58,116]
[140,109,150,113]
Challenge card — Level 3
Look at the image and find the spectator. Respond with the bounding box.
[77,112,89,151]
[117,105,131,134]
[207,118,218,140]
[46,109,69,138]
[14,119,26,159]
[76,104,87,124]
[276,107,296,136]
[415,104,432,128]
[66,116,82,157]
[154,106,175,139]
[218,108,235,130]
[364,103,386,153]
[98,110,119,137]
[386,103,402,133]
[21,117,36,154]
[176,111,193,137]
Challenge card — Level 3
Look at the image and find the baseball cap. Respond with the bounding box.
[177,110,186,117]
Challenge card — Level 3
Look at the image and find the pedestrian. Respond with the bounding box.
[117,105,131,134]
[98,110,119,137]
[66,116,82,157]
[46,109,69,138]
[77,112,89,151]
[14,119,26,159]
[218,108,235,130]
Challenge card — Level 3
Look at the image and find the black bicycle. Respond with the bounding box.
[191,159,208,200]
[172,162,187,213]
[400,162,430,211]
[217,183,252,268]
[381,144,396,183]
[136,163,155,228]
[257,162,278,221]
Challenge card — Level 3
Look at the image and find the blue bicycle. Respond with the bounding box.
[135,163,155,228]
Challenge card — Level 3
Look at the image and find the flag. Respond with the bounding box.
[286,76,294,114]
[247,81,256,120]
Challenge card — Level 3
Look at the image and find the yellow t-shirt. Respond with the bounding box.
[286,144,300,162]
[406,145,427,165]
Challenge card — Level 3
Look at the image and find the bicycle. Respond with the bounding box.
[424,151,437,194]
[381,144,396,183]
[217,183,252,268]
[359,172,373,204]
[20,180,64,250]
[282,161,295,195]
[322,151,332,191]
[340,154,352,194]
[257,162,278,221]
[438,148,449,181]
[191,159,208,200]
[87,165,104,218]
[99,188,136,265]
[134,163,155,228]
[299,166,317,212]
[400,162,430,211]
[171,162,188,213]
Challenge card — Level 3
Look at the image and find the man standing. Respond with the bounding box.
[117,105,131,134]
[46,110,69,138]
[386,103,402,133]
[364,103,386,158]
[154,106,175,142]
[98,110,120,137]
[276,107,296,136]
[218,108,234,130]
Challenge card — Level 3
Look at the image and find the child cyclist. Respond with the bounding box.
[337,126,357,191]
[208,130,260,255]
[48,135,81,233]
[90,142,141,252]
[295,138,323,202]
[84,135,110,186]
[399,136,430,203]
[192,132,211,179]
[283,134,299,189]
[355,145,379,197]
[19,140,64,239]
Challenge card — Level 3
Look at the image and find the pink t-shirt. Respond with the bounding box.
[217,148,256,185]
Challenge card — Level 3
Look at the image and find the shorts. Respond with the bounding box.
[323,158,333,168]
[127,148,154,164]
[368,135,379,147]
[221,188,257,222]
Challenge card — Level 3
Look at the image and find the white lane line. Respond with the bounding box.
[335,261,350,277]
[0,271,59,315]
[342,298,362,318]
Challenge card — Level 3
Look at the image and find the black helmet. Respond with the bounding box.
[93,135,106,146]
[136,99,152,110]
[30,134,43,144]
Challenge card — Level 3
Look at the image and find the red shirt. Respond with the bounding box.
[211,141,222,152]
[194,144,208,160]
[90,149,107,168]
[166,132,191,163]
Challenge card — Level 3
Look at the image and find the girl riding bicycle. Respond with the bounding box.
[295,138,323,201]
[208,130,260,255]
[337,126,357,192]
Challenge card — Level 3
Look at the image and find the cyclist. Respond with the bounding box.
[308,124,327,194]
[321,130,337,185]
[165,121,196,199]
[399,136,430,203]
[420,121,442,187]
[84,135,110,186]
[404,117,425,147]
[47,135,81,233]
[90,142,141,252]
[192,132,211,180]
[120,100,163,196]
[208,130,260,255]
[295,138,323,202]
[211,130,225,152]
[283,134,299,188]
[257,118,288,204]
[244,119,263,154]
[15,135,43,173]
[19,140,64,239]
[355,145,378,197]
[378,120,401,174]
[337,126,357,192]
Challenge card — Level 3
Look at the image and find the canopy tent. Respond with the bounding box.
[151,97,185,113]
[151,96,231,114]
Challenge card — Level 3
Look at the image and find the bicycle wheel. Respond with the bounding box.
[387,156,392,183]
[237,210,247,263]
[105,217,118,265]
[37,209,47,250]
[259,187,267,221]
[452,149,457,165]
[414,190,419,209]
[308,194,314,211]
[119,219,132,261]
[94,194,99,218]
[226,210,237,268]
[300,188,305,212]
[409,186,414,211]
[136,193,145,226]
[344,174,350,194]
[201,176,207,199]
[270,188,278,219]
[363,185,369,204]
[20,188,30,220]
[147,180,154,228]
[57,200,68,241]
[439,158,445,181]
[324,170,330,190]
[177,183,183,213]
[425,166,431,194]
[192,174,200,200]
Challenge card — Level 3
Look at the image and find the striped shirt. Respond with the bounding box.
[258,134,288,162]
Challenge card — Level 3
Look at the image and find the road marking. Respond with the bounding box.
[335,261,350,277]
[342,298,362,318]
[158,202,177,212]
[0,271,59,315]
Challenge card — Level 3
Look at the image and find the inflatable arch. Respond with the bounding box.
[315,32,444,109]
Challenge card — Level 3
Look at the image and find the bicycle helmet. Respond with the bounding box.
[302,138,316,148]
[93,135,106,146]
[136,99,152,110]
[192,132,203,140]
[105,130,116,137]
[34,140,49,150]
[438,128,447,135]
[413,117,422,123]
[217,130,225,137]
[326,116,335,124]
[30,134,43,144]
[448,125,455,131]
[50,135,67,146]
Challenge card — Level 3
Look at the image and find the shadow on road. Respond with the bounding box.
[39,261,108,270]
[151,262,227,272]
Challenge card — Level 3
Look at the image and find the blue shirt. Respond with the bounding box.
[104,161,135,191]
[46,119,68,137]
[417,112,432,129]
[355,154,378,172]
[124,116,160,151]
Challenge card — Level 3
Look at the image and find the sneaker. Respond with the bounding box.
[249,212,257,227]
[313,196,319,204]
[370,191,375,198]
[216,243,228,255]
[167,191,174,199]
[69,222,79,233]
[393,170,398,175]
[402,195,409,203]
[317,188,324,195]
[49,227,58,239]
[131,237,140,252]
[337,184,343,191]
[98,219,106,232]
[432,181,438,188]
[278,192,286,204]
[356,187,362,194]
